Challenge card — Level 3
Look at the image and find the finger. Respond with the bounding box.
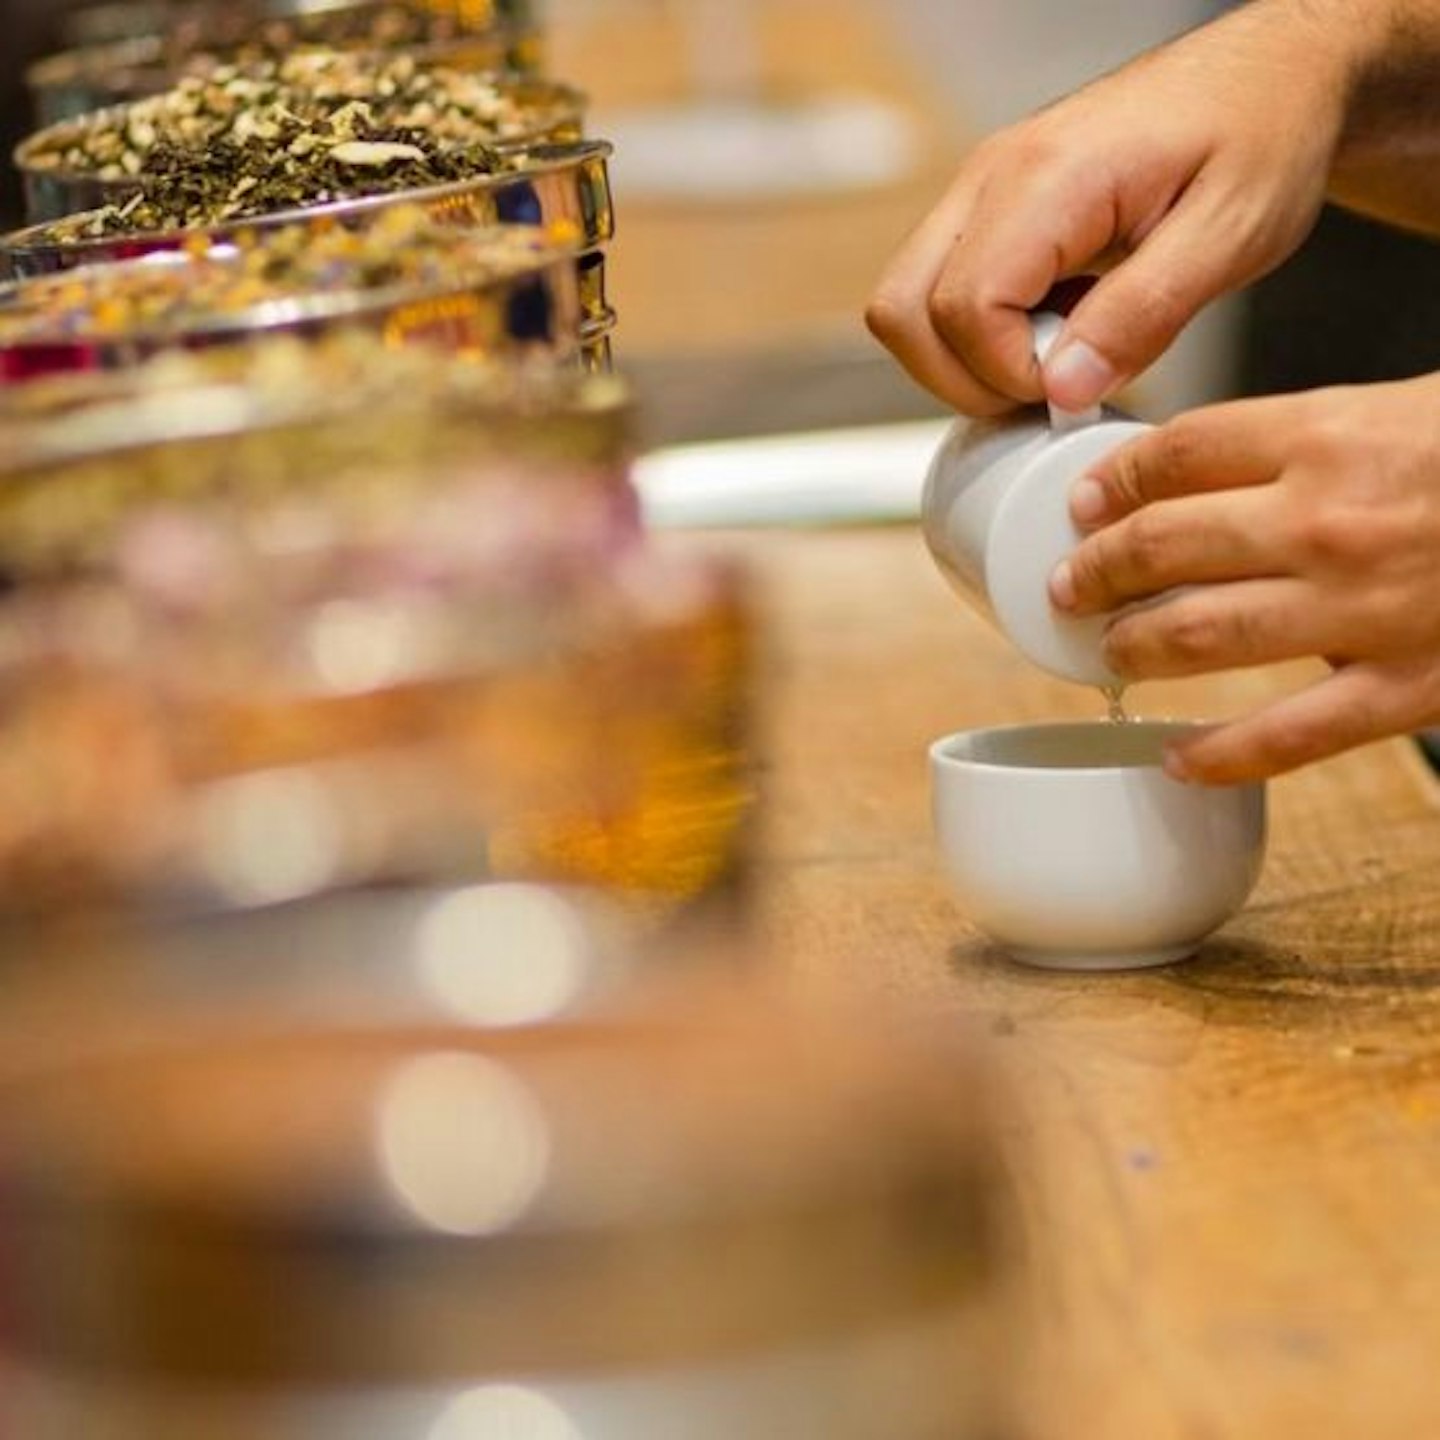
[1044,178,1254,412]
[1052,488,1282,616]
[927,159,1135,403]
[1070,397,1299,531]
[867,178,1018,417]
[1165,659,1440,784]
[1102,578,1339,680]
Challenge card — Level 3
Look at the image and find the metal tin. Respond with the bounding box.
[0,345,635,576]
[0,245,601,387]
[2,142,614,280]
[16,77,588,224]
[0,991,1009,1439]
[28,28,546,129]
[0,532,746,925]
[0,882,642,1076]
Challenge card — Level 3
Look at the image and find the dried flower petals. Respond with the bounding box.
[328,140,427,166]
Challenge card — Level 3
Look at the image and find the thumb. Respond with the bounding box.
[1043,189,1241,411]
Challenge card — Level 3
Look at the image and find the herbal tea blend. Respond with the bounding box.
[29,3,537,130]
[162,0,518,63]
[3,141,611,274]
[24,52,579,231]
[77,134,519,236]
[37,1,514,90]
[0,205,560,345]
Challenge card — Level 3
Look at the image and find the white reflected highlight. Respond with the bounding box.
[309,599,424,694]
[429,1385,582,1440]
[415,885,592,1028]
[197,769,341,907]
[377,1053,549,1237]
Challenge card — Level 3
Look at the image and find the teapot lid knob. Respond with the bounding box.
[1032,311,1102,436]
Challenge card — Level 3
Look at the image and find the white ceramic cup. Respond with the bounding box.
[930,722,1267,971]
[920,314,1154,687]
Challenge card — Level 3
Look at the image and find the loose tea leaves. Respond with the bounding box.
[35,1,514,94]
[80,128,511,234]
[161,1,514,66]
[25,51,579,231]
[0,205,562,345]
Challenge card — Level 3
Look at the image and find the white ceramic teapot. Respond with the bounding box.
[921,314,1153,687]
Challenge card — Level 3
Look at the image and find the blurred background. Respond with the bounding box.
[543,0,1440,441]
[545,0,1230,438]
[0,3,1437,1429]
[5,0,1438,445]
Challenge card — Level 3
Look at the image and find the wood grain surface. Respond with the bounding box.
[726,524,1440,1440]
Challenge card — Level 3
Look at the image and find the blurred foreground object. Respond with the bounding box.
[0,542,749,929]
[0,343,751,927]
[0,982,1014,1438]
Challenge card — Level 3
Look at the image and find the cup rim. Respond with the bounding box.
[929,718,1205,777]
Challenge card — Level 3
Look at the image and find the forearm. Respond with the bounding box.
[1326,0,1440,233]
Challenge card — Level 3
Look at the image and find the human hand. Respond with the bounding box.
[1048,374,1440,782]
[867,1,1354,417]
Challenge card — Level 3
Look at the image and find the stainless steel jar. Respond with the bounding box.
[0,986,1015,1439]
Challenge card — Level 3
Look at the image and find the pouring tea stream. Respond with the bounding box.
[922,313,1268,970]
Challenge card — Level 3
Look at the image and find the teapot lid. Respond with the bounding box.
[986,418,1151,687]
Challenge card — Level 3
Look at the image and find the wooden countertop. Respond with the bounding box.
[731,524,1440,1440]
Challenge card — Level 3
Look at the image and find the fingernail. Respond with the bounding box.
[1045,339,1117,411]
[1069,476,1108,527]
[1049,560,1076,612]
[1162,747,1193,784]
